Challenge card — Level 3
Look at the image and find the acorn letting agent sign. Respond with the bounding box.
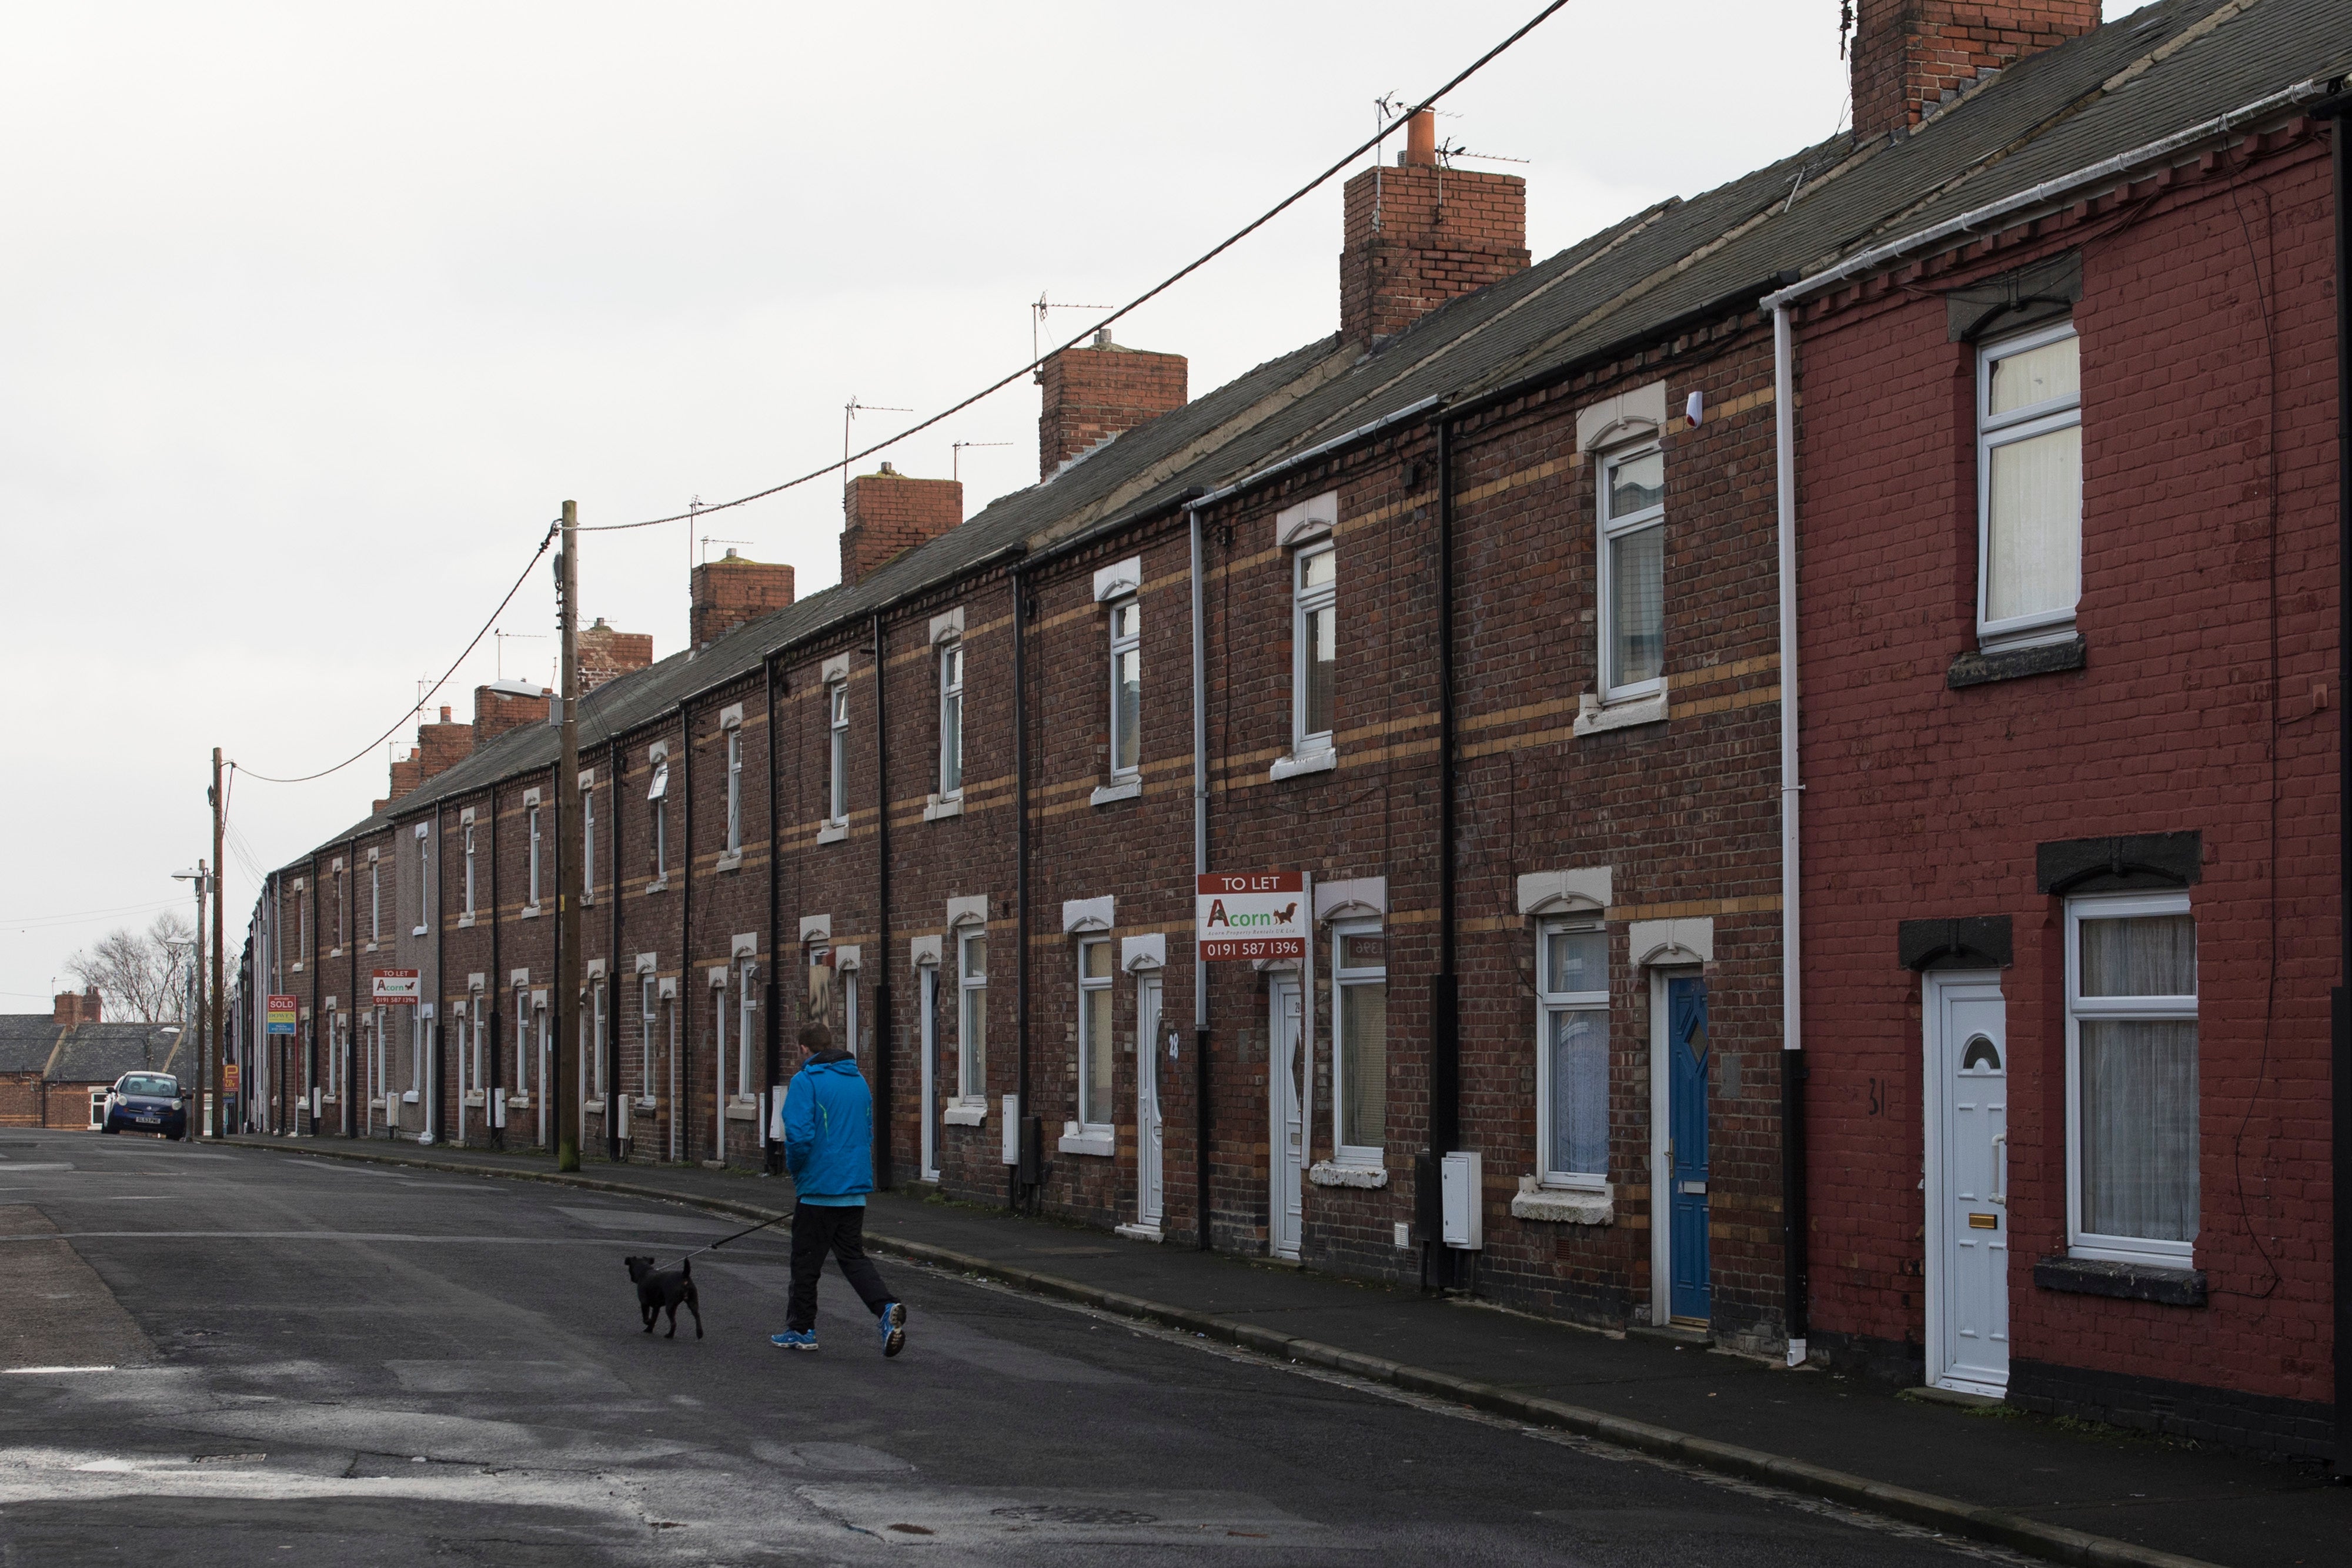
[370,969,420,1006]
[1196,872,1305,962]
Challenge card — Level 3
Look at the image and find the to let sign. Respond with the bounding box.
[266,995,298,1036]
[1197,872,1305,962]
[371,969,421,1006]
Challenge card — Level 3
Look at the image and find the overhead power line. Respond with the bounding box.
[235,524,559,785]
[576,0,1576,534]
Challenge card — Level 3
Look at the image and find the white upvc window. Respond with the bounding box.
[1332,921,1387,1165]
[957,926,988,1103]
[843,962,860,1058]
[333,868,346,948]
[1598,444,1665,701]
[410,1007,426,1098]
[413,825,430,935]
[826,681,849,826]
[1077,938,1115,1131]
[581,781,597,902]
[1977,322,2082,650]
[1291,544,1337,757]
[736,958,758,1099]
[2066,891,2197,1268]
[639,975,657,1097]
[1108,598,1141,777]
[648,759,669,882]
[326,1008,343,1097]
[1536,920,1610,1189]
[712,975,729,1108]
[297,888,309,959]
[725,728,744,855]
[469,992,485,1099]
[369,858,382,945]
[527,804,543,906]
[462,824,476,920]
[938,642,964,798]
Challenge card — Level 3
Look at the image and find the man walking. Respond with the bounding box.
[769,1023,907,1356]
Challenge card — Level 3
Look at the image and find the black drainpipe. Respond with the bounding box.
[1419,413,1462,1289]
[608,738,623,1164]
[1010,546,1033,1212]
[2322,93,2350,1474]
[765,657,784,1176]
[869,614,895,1188]
[680,702,694,1162]
[433,801,446,1148]
[488,784,502,1149]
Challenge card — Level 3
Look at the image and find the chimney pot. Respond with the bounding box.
[439,705,451,723]
[1404,108,1435,166]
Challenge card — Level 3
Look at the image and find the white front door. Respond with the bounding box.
[1927,972,2010,1396]
[920,965,941,1182]
[1134,972,1164,1236]
[1268,975,1305,1260]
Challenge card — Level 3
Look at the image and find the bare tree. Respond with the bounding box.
[65,911,195,1022]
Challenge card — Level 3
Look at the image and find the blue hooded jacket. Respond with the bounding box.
[783,1051,874,1205]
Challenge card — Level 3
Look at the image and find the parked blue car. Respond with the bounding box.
[102,1072,189,1139]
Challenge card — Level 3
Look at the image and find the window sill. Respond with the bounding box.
[402,1091,419,1105]
[506,1094,532,1111]
[644,879,667,895]
[714,854,743,873]
[290,962,305,973]
[412,926,429,938]
[363,943,380,954]
[2034,1253,2206,1307]
[1947,633,2087,690]
[1090,777,1142,807]
[723,1101,760,1121]
[519,907,541,921]
[1308,1160,1388,1189]
[1058,1125,1115,1157]
[462,1091,486,1108]
[924,795,964,823]
[1573,685,1668,737]
[633,1096,660,1114]
[943,1103,988,1127]
[457,915,475,930]
[329,949,344,959]
[1269,748,1337,783]
[1511,1178,1613,1226]
[816,822,848,846]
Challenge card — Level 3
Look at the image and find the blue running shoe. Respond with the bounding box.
[769,1329,819,1352]
[878,1302,907,1358]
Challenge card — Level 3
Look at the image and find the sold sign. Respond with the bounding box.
[1196,872,1305,962]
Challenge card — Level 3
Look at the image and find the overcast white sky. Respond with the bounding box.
[0,2,2145,1009]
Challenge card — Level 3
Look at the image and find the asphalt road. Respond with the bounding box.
[0,1129,2027,1566]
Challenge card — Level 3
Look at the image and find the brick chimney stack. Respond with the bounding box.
[1037,331,1188,481]
[1850,1,2099,141]
[840,466,963,589]
[54,988,99,1027]
[690,550,796,648]
[1339,109,1529,349]
[579,618,655,692]
[473,681,552,747]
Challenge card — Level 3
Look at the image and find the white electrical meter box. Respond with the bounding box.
[1441,1150,1484,1249]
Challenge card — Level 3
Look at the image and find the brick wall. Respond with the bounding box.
[1340,157,1528,347]
[840,470,961,590]
[691,551,796,648]
[1037,336,1188,480]
[579,620,655,693]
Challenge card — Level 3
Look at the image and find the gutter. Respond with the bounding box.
[1187,397,1444,514]
[1765,79,2336,313]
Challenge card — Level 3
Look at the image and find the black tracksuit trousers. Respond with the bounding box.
[786,1201,894,1332]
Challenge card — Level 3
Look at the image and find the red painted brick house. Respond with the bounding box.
[1777,1,2348,1453]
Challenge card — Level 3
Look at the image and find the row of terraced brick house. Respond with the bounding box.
[236,1,2351,1460]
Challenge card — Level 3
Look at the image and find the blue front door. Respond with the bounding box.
[1667,977,1711,1322]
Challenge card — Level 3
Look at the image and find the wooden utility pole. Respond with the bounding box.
[555,502,582,1172]
[211,747,226,1138]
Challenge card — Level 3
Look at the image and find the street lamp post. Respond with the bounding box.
[172,865,209,1132]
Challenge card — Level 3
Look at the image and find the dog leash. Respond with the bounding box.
[657,1207,794,1269]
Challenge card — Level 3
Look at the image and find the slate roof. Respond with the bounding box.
[280,0,2349,871]
[0,1017,185,1082]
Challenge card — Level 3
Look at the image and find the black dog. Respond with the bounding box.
[624,1255,703,1339]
